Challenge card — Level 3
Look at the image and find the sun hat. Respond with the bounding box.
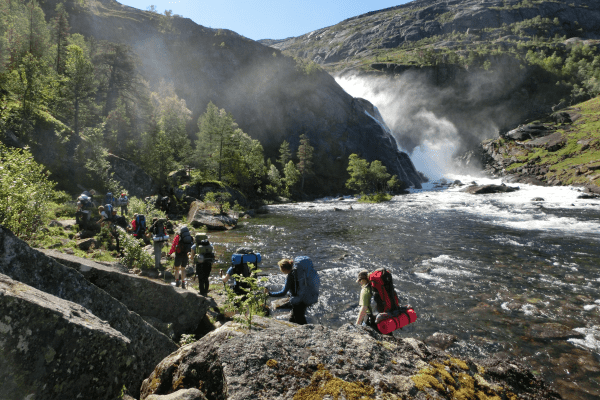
[356,269,369,283]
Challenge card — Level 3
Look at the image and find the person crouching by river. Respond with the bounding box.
[356,269,375,327]
[267,259,308,325]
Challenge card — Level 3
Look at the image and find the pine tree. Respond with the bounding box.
[277,140,291,170]
[196,101,236,181]
[296,133,313,190]
[52,3,69,74]
[63,44,96,136]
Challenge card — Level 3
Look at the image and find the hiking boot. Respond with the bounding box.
[175,280,180,287]
[181,281,186,289]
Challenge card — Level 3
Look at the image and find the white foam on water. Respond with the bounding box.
[569,326,600,353]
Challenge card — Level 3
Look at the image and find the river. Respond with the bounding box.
[212,176,600,399]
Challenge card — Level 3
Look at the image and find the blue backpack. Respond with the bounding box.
[291,256,320,306]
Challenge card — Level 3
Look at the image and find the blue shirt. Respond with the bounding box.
[269,271,296,297]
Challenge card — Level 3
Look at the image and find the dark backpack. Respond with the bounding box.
[369,268,400,314]
[291,256,320,306]
[153,218,167,236]
[134,214,146,236]
[105,192,114,205]
[178,226,193,253]
[230,248,260,294]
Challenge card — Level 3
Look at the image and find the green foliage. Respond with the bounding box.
[358,193,393,203]
[278,140,292,170]
[294,57,321,76]
[204,191,231,214]
[346,154,393,194]
[128,196,166,221]
[178,334,196,346]
[282,160,300,195]
[0,143,58,241]
[118,228,153,269]
[223,263,268,329]
[296,134,314,190]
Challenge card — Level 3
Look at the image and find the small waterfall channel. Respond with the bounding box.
[212,178,600,399]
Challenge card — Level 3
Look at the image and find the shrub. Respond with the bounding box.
[0,144,58,241]
[118,228,153,269]
[128,196,166,221]
[223,263,268,329]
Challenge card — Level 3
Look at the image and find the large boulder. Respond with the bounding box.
[0,274,131,400]
[140,318,560,400]
[188,201,238,231]
[0,226,177,398]
[40,249,211,340]
[461,184,520,194]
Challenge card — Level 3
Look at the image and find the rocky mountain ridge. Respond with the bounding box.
[263,0,600,70]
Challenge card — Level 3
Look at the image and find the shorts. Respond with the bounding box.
[174,252,188,268]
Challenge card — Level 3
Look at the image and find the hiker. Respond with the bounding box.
[168,226,193,289]
[98,205,109,227]
[150,217,169,270]
[267,257,320,325]
[117,193,129,216]
[190,234,215,296]
[76,189,96,211]
[219,248,261,296]
[355,269,375,327]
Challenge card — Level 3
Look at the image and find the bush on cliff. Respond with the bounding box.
[0,143,59,241]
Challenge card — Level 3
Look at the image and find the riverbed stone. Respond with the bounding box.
[0,274,132,400]
[461,184,520,194]
[140,318,560,400]
[146,389,208,400]
[424,332,459,350]
[0,225,177,398]
[527,322,585,341]
[40,249,210,341]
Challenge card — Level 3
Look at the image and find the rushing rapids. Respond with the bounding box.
[212,176,600,399]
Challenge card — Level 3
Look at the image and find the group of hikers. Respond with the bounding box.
[74,189,416,333]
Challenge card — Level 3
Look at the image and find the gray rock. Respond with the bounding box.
[461,184,519,194]
[527,323,585,341]
[188,201,238,231]
[0,274,131,400]
[424,332,459,350]
[146,389,208,400]
[77,237,97,250]
[40,249,210,340]
[140,318,560,400]
[0,226,177,398]
[107,154,160,199]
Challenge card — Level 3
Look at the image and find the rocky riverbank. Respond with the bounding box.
[456,96,600,196]
[1,218,568,399]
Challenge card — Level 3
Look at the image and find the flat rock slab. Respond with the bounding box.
[461,184,520,194]
[40,249,211,340]
[0,226,177,399]
[0,274,131,400]
[188,201,238,230]
[140,319,560,400]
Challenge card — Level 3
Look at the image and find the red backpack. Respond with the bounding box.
[369,268,417,334]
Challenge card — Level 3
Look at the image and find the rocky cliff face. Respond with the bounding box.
[264,0,600,68]
[41,0,424,191]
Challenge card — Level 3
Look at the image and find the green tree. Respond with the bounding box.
[196,101,236,181]
[141,123,175,184]
[0,143,57,241]
[345,153,370,194]
[277,140,291,170]
[266,164,282,195]
[94,42,138,117]
[151,82,191,161]
[63,44,96,135]
[51,2,69,74]
[369,160,391,193]
[296,133,313,190]
[282,160,300,196]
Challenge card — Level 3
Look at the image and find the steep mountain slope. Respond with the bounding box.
[262,0,600,160]
[40,0,424,192]
[265,0,600,71]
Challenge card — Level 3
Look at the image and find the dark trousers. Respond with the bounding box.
[290,303,307,325]
[196,261,212,296]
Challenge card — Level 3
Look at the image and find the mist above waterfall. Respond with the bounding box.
[336,72,503,180]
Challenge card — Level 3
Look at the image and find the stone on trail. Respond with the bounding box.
[0,225,177,399]
[140,317,560,400]
[0,274,131,400]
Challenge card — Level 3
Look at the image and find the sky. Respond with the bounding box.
[118,0,411,41]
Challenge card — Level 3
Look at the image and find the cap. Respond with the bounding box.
[356,269,369,283]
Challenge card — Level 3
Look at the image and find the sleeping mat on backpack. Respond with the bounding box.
[376,308,417,334]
